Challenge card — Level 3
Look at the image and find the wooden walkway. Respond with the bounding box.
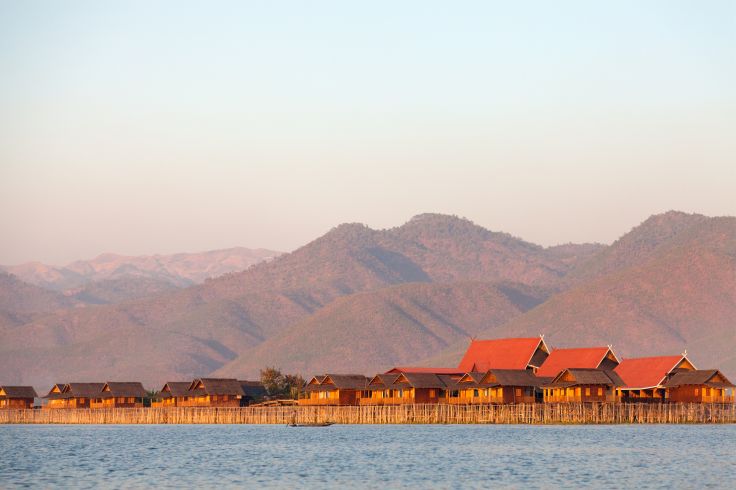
[1,403,735,425]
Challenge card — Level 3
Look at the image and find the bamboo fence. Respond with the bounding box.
[1,403,735,425]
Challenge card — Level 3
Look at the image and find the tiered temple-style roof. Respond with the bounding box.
[457,336,549,372]
[536,346,620,378]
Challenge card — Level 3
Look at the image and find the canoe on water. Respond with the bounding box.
[288,422,334,427]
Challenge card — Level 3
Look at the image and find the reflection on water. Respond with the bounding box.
[1,424,735,488]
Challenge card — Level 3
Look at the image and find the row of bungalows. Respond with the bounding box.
[44,382,147,409]
[151,378,266,407]
[299,336,735,405]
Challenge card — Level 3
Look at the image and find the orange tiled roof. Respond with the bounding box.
[457,338,544,372]
[536,347,612,378]
[614,355,690,389]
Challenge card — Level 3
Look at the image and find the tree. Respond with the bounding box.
[260,367,305,399]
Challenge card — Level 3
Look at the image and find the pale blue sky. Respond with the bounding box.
[1,1,734,264]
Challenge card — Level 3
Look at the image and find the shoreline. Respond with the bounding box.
[2,403,735,425]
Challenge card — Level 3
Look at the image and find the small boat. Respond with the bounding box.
[288,422,334,427]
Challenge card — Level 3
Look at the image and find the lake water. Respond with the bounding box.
[1,424,735,488]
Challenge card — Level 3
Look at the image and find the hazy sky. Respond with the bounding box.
[1,1,734,265]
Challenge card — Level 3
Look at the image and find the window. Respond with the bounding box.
[397,389,403,398]
[429,389,435,398]
[473,389,479,397]
[451,390,459,398]
[597,387,603,396]
[585,388,591,396]
[515,388,522,397]
[695,388,699,396]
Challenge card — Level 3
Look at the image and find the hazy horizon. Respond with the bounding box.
[2,1,735,265]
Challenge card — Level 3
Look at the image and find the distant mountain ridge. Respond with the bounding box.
[2,247,282,290]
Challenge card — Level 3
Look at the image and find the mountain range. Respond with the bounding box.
[1,211,734,389]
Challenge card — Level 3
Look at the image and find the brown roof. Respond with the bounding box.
[546,369,624,388]
[158,382,192,398]
[101,382,147,398]
[62,383,106,398]
[662,369,735,388]
[367,374,400,389]
[488,369,545,387]
[321,374,368,390]
[393,373,447,389]
[0,386,38,398]
[458,337,548,371]
[239,380,267,398]
[189,378,245,396]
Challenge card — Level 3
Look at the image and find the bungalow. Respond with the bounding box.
[457,336,550,373]
[43,384,67,409]
[180,378,255,407]
[454,370,541,404]
[544,368,624,403]
[0,386,38,409]
[614,354,696,402]
[661,369,735,403]
[90,382,147,409]
[298,374,367,406]
[536,346,620,378]
[360,374,400,405]
[151,382,192,407]
[380,373,447,405]
[51,383,106,409]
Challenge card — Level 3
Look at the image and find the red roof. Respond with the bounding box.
[536,347,613,378]
[457,338,545,372]
[614,355,691,389]
[385,367,464,375]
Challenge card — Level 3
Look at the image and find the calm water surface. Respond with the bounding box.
[1,424,735,489]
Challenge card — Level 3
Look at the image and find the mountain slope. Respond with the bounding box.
[214,281,549,378]
[0,272,76,328]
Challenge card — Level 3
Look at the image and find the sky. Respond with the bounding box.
[1,1,734,265]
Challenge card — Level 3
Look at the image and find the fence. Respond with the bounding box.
[1,403,735,425]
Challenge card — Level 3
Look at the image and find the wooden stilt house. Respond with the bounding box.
[359,374,400,405]
[91,382,147,408]
[615,355,696,402]
[151,382,192,407]
[381,373,447,405]
[0,386,38,409]
[544,369,624,403]
[298,374,367,406]
[454,370,542,404]
[661,369,735,403]
[180,378,247,407]
[43,384,67,409]
[56,383,106,409]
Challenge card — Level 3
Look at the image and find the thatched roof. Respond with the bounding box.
[488,369,544,387]
[158,382,191,398]
[189,378,245,396]
[100,382,147,398]
[662,369,735,388]
[239,380,267,398]
[321,374,368,390]
[546,369,624,388]
[0,386,38,398]
[367,374,399,389]
[393,373,447,389]
[62,383,105,398]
